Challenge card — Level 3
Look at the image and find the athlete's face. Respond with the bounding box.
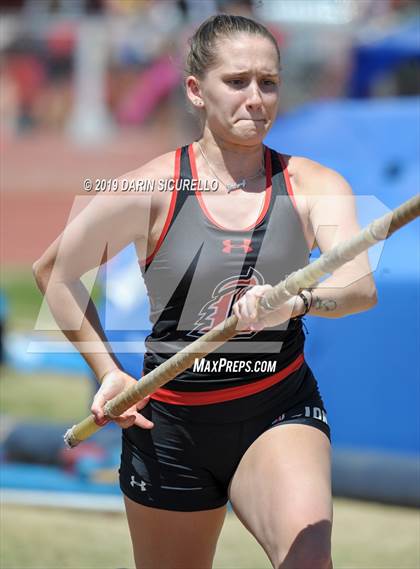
[189,34,281,145]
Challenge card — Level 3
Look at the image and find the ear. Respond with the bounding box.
[185,75,205,109]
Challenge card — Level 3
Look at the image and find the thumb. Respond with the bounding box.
[255,285,273,298]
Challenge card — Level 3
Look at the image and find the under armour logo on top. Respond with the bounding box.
[222,239,253,254]
[130,475,147,491]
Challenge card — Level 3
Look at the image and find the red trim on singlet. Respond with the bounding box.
[150,353,304,406]
[140,148,180,268]
[190,144,273,232]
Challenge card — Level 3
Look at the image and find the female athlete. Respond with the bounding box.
[34,14,377,569]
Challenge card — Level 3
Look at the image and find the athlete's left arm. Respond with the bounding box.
[302,160,377,318]
[232,160,377,330]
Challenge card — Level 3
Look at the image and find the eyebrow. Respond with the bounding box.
[222,70,280,77]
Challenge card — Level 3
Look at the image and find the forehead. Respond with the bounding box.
[212,34,279,73]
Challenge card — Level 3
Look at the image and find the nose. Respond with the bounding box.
[245,81,263,110]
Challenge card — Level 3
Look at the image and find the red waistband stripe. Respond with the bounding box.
[150,353,305,406]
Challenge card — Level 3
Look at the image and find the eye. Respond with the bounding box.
[262,79,277,86]
[227,79,245,87]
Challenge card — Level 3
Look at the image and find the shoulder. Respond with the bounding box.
[76,149,179,232]
[105,148,179,214]
[282,154,361,249]
[118,149,177,193]
[274,153,357,248]
[280,154,353,198]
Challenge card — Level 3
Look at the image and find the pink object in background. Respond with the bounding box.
[116,56,181,125]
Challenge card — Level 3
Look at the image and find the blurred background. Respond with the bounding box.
[1,1,419,568]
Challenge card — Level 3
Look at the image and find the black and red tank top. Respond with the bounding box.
[141,144,310,398]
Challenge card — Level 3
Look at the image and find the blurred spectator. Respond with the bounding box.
[0,290,9,365]
[180,0,217,22]
[106,1,184,129]
[0,56,19,135]
[0,0,417,137]
[22,0,85,17]
[361,0,420,19]
[0,0,24,10]
[29,20,75,130]
[218,0,254,17]
[2,41,45,130]
[104,0,155,16]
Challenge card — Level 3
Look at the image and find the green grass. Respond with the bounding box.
[0,267,102,331]
[1,505,134,569]
[1,501,419,569]
[0,268,43,330]
[0,367,92,423]
[332,500,420,568]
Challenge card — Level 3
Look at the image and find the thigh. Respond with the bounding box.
[228,424,332,569]
[124,496,226,569]
[120,401,230,512]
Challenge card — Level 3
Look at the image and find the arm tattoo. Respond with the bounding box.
[313,296,337,312]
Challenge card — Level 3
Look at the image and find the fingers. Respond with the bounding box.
[115,414,137,429]
[116,404,154,430]
[133,395,154,429]
[233,285,272,330]
[132,413,154,430]
[136,395,151,410]
[92,394,154,430]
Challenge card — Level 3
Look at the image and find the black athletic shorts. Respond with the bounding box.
[119,362,330,512]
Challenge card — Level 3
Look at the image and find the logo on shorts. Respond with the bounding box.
[271,407,328,427]
[304,406,328,424]
[187,267,264,339]
[130,475,147,491]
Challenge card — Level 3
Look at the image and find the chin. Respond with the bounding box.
[232,128,266,145]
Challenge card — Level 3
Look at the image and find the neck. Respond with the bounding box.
[199,129,265,182]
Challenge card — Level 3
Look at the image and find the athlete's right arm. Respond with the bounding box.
[33,155,173,427]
